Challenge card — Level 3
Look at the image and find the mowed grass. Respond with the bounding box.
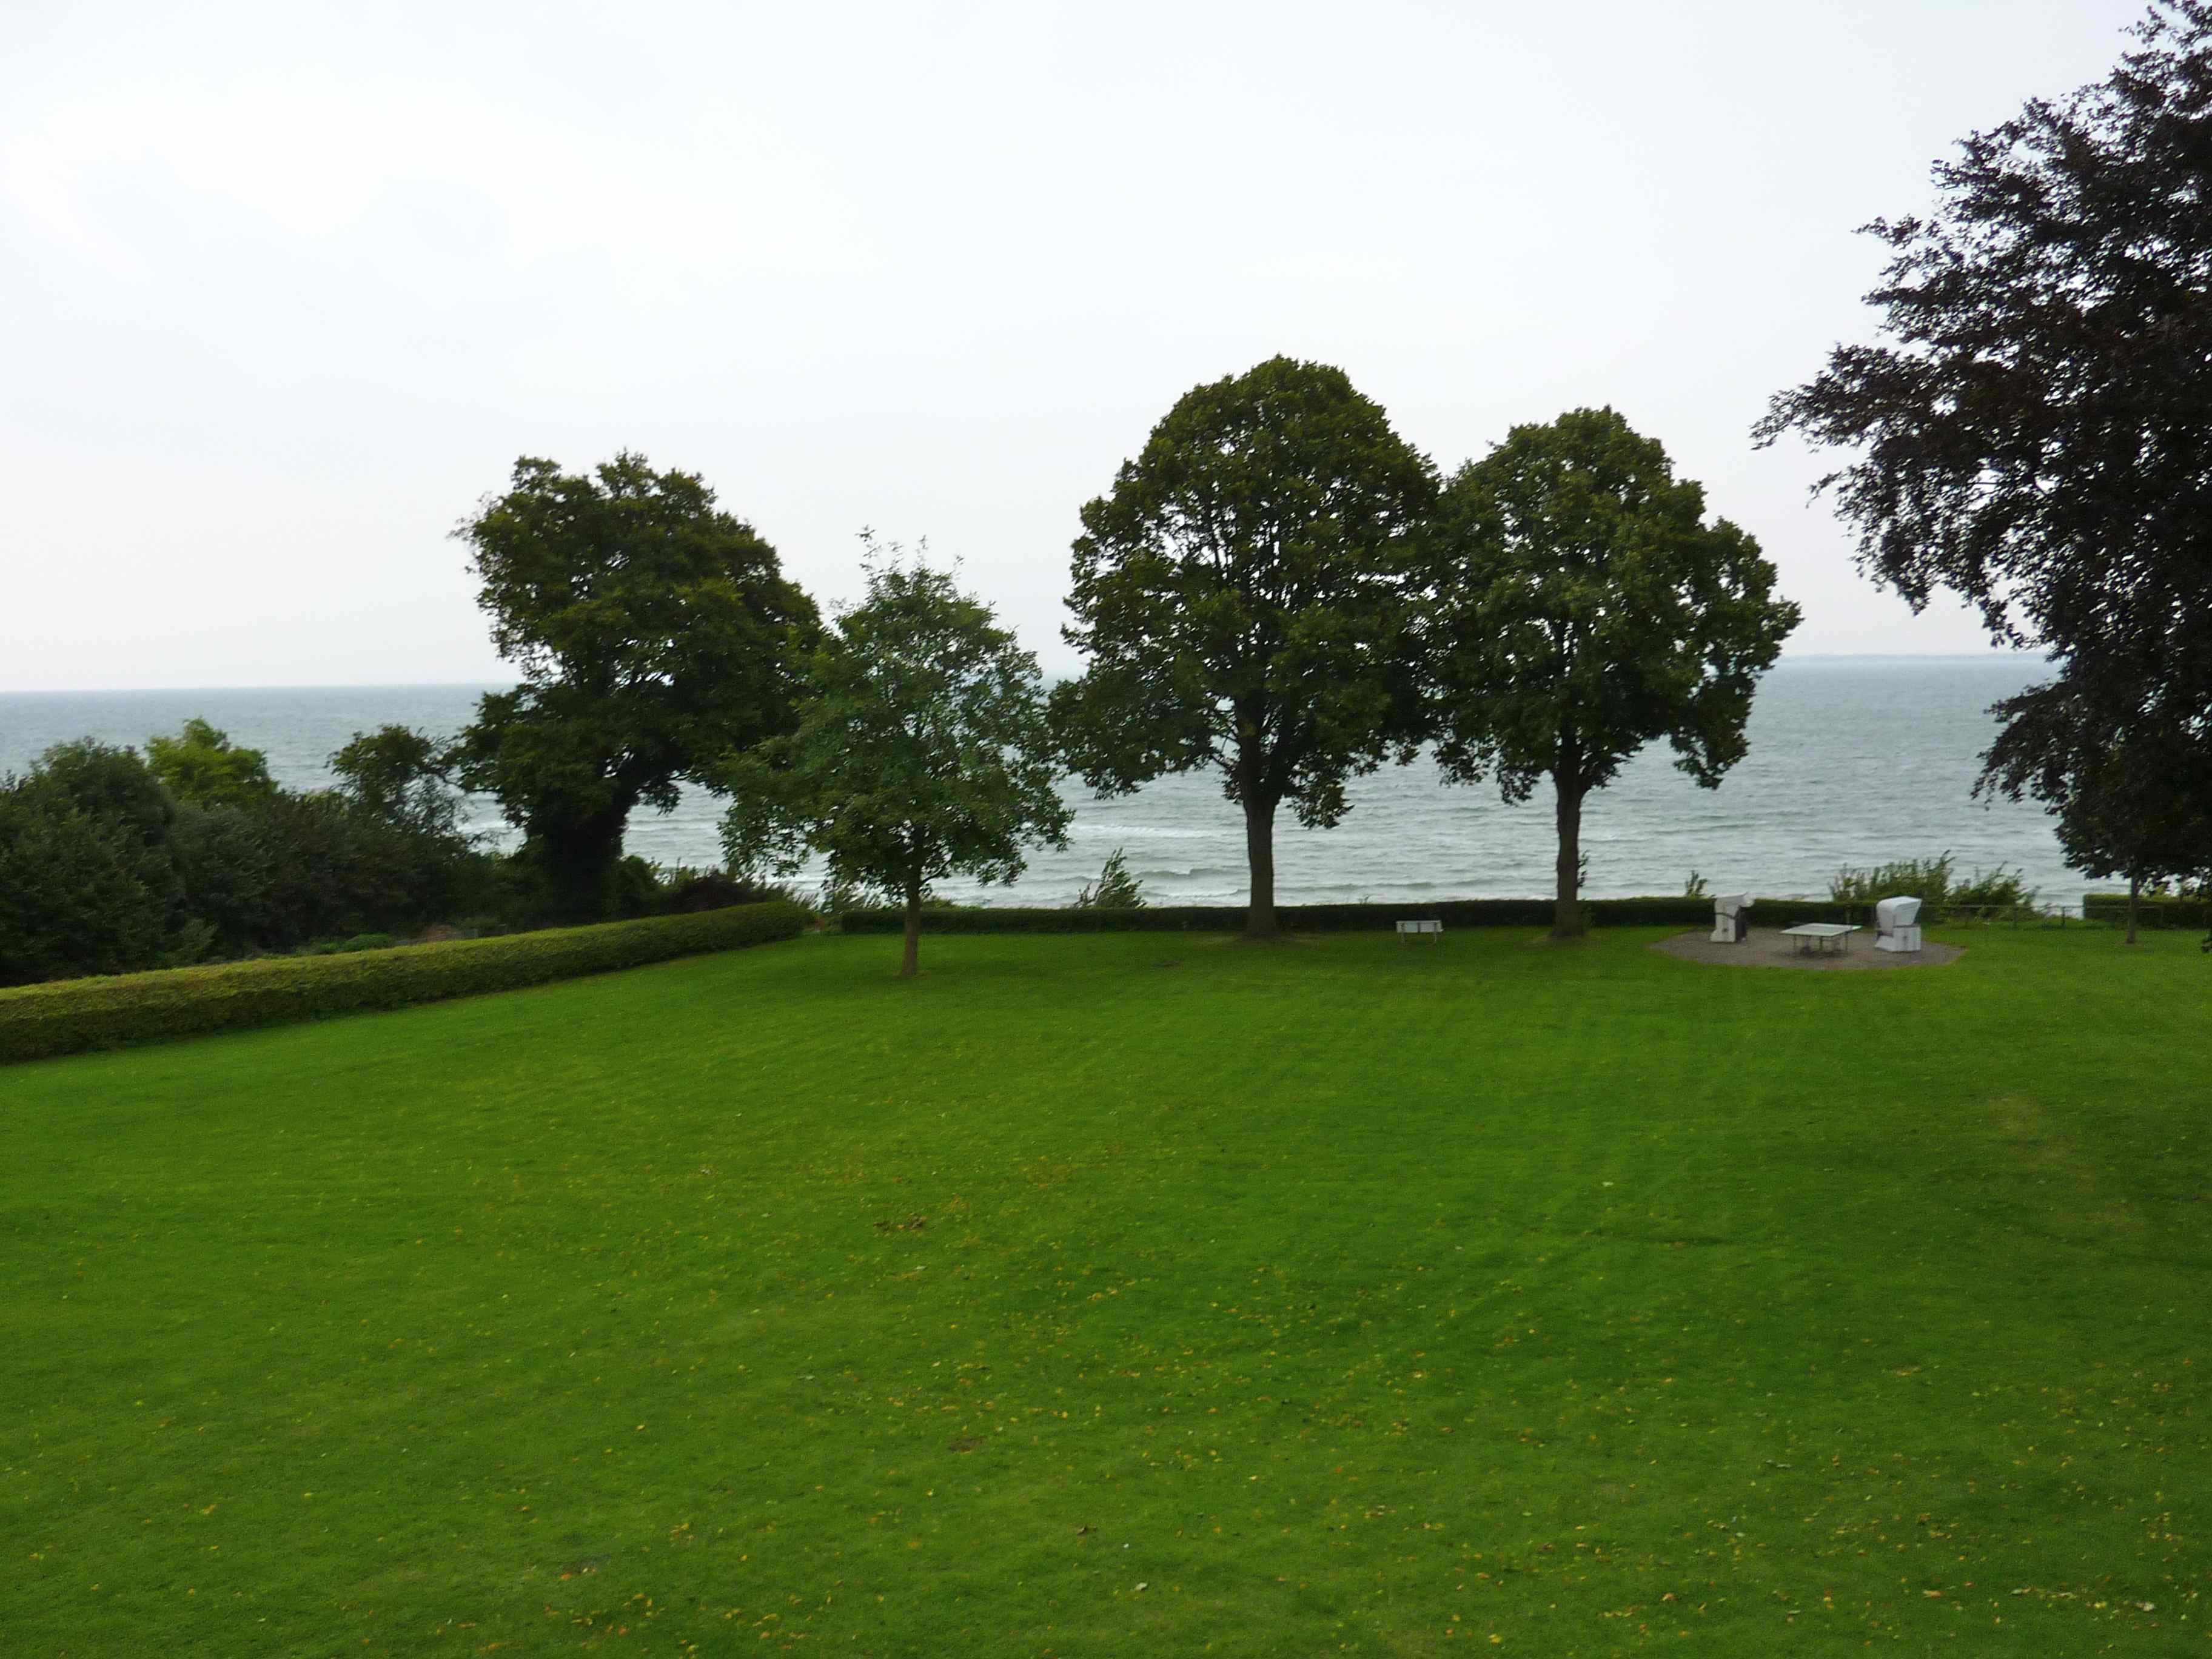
[3,927,2209,1657]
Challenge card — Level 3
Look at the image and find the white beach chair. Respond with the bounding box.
[1711,894,1752,943]
[1875,896,1923,953]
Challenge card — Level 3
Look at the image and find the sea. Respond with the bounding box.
[0,657,2088,908]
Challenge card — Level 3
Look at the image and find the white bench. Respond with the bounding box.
[1395,919,1443,943]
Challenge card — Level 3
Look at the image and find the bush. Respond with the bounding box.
[2082,891,2211,927]
[337,933,398,953]
[0,776,198,985]
[837,896,1864,934]
[1831,853,2036,919]
[0,901,808,1065]
[665,870,805,914]
[1072,847,1146,910]
[168,802,278,956]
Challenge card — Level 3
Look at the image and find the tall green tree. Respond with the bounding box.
[1051,357,1437,940]
[1426,408,1798,940]
[722,546,1071,977]
[1757,2,2212,905]
[454,453,820,917]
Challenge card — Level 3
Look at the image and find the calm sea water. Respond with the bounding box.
[0,658,2085,906]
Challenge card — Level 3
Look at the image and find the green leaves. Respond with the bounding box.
[144,719,277,810]
[1053,358,1437,935]
[721,545,1071,972]
[1426,409,1797,804]
[1423,409,1799,935]
[453,452,820,916]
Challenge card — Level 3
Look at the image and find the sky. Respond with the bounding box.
[0,0,2152,691]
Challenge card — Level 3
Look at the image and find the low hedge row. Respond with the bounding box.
[840,896,1865,934]
[2082,893,2211,927]
[0,900,808,1065]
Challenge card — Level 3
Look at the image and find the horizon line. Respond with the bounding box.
[0,649,2052,698]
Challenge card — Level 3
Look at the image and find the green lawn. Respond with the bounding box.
[3,926,2207,1655]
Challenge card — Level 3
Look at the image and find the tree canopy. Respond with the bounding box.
[1426,408,1799,938]
[146,719,278,809]
[1980,677,2211,940]
[331,725,466,839]
[453,452,820,917]
[722,547,1071,976]
[1051,356,1437,939]
[1758,2,2212,893]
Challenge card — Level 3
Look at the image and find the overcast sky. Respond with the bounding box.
[1,0,2150,691]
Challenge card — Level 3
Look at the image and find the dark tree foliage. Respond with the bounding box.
[1427,409,1799,939]
[331,725,468,839]
[168,802,278,956]
[724,548,1070,977]
[0,774,186,985]
[1981,677,2212,942]
[1758,2,2212,899]
[34,738,177,851]
[454,453,820,919]
[0,729,497,984]
[1051,357,1438,939]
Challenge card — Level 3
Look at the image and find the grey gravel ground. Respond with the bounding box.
[1651,928,1965,971]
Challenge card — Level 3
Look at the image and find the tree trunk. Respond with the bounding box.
[2127,871,2140,946]
[900,879,922,977]
[1552,769,1586,942]
[1242,796,1281,940]
[540,807,629,920]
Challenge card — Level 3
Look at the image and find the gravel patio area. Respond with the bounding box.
[1651,927,1964,971]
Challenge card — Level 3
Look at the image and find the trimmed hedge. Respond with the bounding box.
[839,896,1866,934]
[0,901,808,1065]
[2082,892,2211,927]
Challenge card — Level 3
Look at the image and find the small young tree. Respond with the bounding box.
[721,547,1071,976]
[1072,846,1146,910]
[1052,357,1438,940]
[1426,409,1799,940]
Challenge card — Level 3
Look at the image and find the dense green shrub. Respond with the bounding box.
[32,739,177,849]
[1,731,503,984]
[0,779,198,985]
[1830,853,2036,917]
[838,896,1863,934]
[167,801,278,955]
[663,870,804,914]
[2082,892,2210,927]
[0,901,807,1065]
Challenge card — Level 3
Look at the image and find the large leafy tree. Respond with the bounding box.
[1757,2,2212,898]
[454,453,820,917]
[1051,356,1437,939]
[1427,408,1799,940]
[722,547,1071,976]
